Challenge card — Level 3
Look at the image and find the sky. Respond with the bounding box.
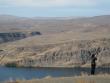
[0,0,110,17]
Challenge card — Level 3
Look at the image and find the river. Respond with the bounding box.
[0,66,110,81]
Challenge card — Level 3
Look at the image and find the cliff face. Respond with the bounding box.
[0,31,41,43]
[0,38,110,67]
[0,32,26,43]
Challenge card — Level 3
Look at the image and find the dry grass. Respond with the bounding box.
[4,74,110,83]
[75,78,95,83]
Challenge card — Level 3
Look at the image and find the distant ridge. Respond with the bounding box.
[0,15,110,34]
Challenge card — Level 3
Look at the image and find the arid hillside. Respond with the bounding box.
[0,15,110,67]
[0,15,110,34]
[0,34,110,67]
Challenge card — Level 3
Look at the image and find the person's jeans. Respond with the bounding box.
[91,64,96,75]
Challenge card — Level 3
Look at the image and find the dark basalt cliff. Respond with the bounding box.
[0,31,41,43]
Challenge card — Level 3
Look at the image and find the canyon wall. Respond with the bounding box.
[0,31,41,43]
[0,38,110,67]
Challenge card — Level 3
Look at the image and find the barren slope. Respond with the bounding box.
[0,15,110,67]
[0,30,110,67]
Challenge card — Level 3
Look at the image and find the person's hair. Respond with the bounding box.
[92,54,95,58]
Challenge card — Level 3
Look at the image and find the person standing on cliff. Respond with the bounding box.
[91,54,97,75]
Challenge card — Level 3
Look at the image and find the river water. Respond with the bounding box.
[0,66,109,81]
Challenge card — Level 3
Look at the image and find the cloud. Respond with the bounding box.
[0,0,97,7]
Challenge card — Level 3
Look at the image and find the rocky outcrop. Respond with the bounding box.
[0,38,110,67]
[0,32,26,43]
[0,31,41,43]
[30,31,42,36]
